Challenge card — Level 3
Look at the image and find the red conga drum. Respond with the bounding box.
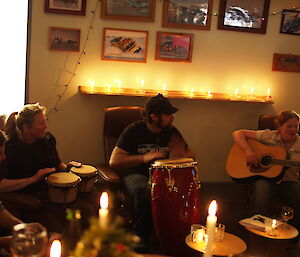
[150,158,201,257]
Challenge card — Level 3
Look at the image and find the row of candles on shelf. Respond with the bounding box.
[49,192,109,257]
[86,80,272,101]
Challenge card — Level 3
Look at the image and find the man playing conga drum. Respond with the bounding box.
[109,93,195,252]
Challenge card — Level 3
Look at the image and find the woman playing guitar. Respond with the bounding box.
[232,110,300,236]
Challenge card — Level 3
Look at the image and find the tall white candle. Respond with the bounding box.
[50,240,62,257]
[99,192,109,229]
[204,200,217,257]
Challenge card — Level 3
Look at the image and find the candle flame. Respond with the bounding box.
[100,192,109,209]
[267,88,270,95]
[50,240,61,257]
[140,80,144,87]
[163,83,167,91]
[88,80,95,87]
[234,88,239,95]
[208,200,217,216]
[272,219,276,227]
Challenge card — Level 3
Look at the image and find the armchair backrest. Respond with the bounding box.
[103,106,144,163]
[258,114,276,130]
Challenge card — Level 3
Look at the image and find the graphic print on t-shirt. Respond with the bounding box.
[137,143,169,154]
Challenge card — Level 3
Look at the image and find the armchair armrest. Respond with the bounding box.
[96,163,120,183]
[0,192,42,209]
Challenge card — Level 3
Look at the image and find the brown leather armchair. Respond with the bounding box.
[96,106,144,217]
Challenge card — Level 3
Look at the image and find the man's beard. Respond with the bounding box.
[156,117,172,131]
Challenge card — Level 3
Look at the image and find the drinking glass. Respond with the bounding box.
[280,206,294,229]
[214,224,225,242]
[11,223,48,257]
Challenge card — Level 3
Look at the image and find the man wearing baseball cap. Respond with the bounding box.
[109,93,195,251]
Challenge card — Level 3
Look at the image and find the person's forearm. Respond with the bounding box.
[109,153,144,169]
[232,131,253,153]
[0,177,35,192]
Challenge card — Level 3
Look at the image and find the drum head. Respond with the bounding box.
[45,172,80,187]
[152,158,197,168]
[70,165,97,177]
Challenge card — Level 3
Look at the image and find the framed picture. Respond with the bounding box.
[101,0,155,22]
[49,27,80,52]
[102,28,148,62]
[217,0,270,34]
[155,31,194,62]
[280,10,300,35]
[272,53,300,73]
[45,0,86,15]
[162,0,213,30]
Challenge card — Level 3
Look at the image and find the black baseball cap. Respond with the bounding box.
[145,93,178,115]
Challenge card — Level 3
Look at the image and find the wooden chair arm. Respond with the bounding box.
[0,192,42,209]
[96,163,121,183]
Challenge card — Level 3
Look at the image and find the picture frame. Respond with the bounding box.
[217,0,270,34]
[162,0,213,30]
[45,0,86,16]
[155,31,194,62]
[49,27,80,52]
[272,53,300,73]
[101,0,155,22]
[280,9,300,35]
[102,28,148,63]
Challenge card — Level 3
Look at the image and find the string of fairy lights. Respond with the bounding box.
[46,0,101,118]
[46,1,300,117]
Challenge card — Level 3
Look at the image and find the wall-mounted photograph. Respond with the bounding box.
[101,0,155,22]
[162,0,212,30]
[45,0,86,15]
[217,0,270,34]
[49,27,80,52]
[280,9,300,35]
[102,28,148,62]
[272,53,300,73]
[155,31,194,62]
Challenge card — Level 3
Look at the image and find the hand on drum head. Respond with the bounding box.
[143,150,168,163]
[33,168,56,183]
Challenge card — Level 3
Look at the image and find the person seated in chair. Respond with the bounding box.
[0,104,96,232]
[109,93,195,250]
[232,110,300,232]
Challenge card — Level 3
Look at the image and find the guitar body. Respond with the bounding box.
[226,139,287,181]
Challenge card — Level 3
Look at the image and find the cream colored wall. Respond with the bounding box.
[29,0,300,181]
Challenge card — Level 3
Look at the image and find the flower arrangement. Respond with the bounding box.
[72,217,139,257]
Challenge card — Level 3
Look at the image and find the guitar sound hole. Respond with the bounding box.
[261,155,272,166]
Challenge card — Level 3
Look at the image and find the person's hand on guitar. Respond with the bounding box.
[245,149,259,167]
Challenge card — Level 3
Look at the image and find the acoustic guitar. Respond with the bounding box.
[226,139,300,181]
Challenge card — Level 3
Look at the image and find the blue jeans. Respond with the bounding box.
[123,174,152,242]
[251,179,300,229]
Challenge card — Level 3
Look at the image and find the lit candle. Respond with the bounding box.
[88,80,95,92]
[99,192,109,229]
[266,88,271,100]
[189,88,195,98]
[162,83,168,96]
[204,200,217,257]
[106,84,111,94]
[207,89,212,98]
[50,240,61,257]
[234,88,239,97]
[117,81,123,93]
[272,219,276,229]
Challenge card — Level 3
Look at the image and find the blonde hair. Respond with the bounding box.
[5,103,46,138]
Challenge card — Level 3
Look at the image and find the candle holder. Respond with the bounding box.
[265,226,278,236]
[214,224,225,242]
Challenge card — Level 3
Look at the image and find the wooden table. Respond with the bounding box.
[185,232,247,256]
[245,224,299,257]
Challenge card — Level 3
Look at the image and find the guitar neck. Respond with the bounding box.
[272,159,300,167]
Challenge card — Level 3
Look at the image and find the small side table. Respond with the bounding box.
[185,232,247,256]
[245,224,298,257]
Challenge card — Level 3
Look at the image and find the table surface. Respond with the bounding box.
[185,232,247,256]
[245,223,299,239]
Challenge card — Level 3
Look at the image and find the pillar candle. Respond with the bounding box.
[50,240,62,257]
[99,192,109,229]
[203,200,217,257]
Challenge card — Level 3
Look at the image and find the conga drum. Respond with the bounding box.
[150,158,201,257]
[45,172,81,204]
[70,165,98,192]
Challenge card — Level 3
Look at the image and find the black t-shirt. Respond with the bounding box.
[116,121,187,177]
[0,132,61,192]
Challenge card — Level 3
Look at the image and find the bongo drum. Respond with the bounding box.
[45,172,81,204]
[70,165,98,192]
[150,158,201,257]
